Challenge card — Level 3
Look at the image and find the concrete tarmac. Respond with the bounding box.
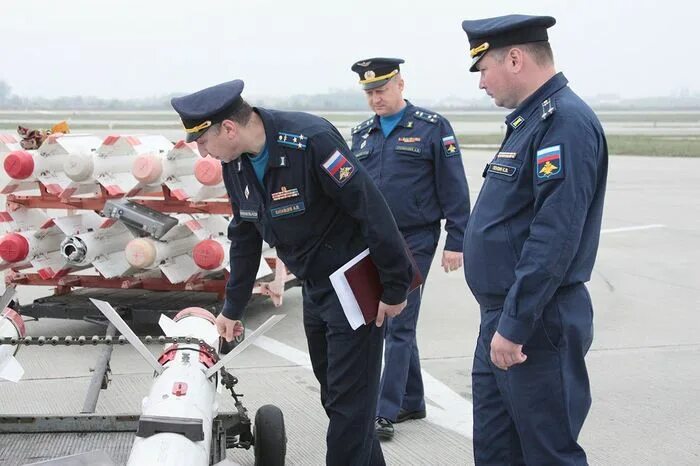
[1,152,699,465]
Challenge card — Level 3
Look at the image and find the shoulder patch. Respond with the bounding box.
[442,135,460,157]
[541,98,556,120]
[536,144,564,182]
[351,117,374,135]
[413,110,439,124]
[277,131,307,150]
[322,149,356,186]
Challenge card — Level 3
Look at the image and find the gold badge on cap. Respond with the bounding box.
[364,70,376,80]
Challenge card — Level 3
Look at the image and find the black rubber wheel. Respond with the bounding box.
[254,404,286,466]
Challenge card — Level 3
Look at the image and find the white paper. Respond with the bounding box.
[329,248,370,330]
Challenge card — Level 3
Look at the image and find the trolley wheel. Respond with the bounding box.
[253,404,286,466]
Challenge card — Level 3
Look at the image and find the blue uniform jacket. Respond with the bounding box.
[220,108,412,320]
[463,73,608,344]
[349,102,470,251]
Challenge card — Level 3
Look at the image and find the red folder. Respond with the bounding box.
[344,249,423,326]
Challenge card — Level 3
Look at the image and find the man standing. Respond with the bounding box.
[171,79,412,465]
[461,15,608,465]
[349,58,470,440]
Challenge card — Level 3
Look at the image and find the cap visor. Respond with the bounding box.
[185,128,207,143]
[362,78,391,90]
[469,54,485,73]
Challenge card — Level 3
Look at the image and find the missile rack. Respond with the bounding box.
[0,133,300,325]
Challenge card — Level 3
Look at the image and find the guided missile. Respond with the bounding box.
[88,298,285,466]
[0,208,65,275]
[124,217,200,283]
[158,141,227,201]
[54,212,136,278]
[93,135,173,196]
[0,134,100,195]
[36,134,102,197]
[0,307,26,382]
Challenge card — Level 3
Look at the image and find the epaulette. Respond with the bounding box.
[351,117,374,135]
[276,131,308,150]
[413,110,439,124]
[541,98,556,120]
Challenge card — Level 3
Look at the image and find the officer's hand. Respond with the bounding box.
[215,313,244,342]
[490,331,527,370]
[441,250,463,273]
[376,300,407,327]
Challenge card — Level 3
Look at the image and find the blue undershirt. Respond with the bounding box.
[379,105,407,137]
[247,144,269,186]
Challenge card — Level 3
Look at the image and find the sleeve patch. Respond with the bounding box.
[536,145,564,182]
[442,135,460,157]
[322,149,356,186]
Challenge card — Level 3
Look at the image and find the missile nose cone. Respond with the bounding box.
[4,150,35,180]
[193,239,224,270]
[174,307,217,324]
[64,153,94,182]
[2,308,26,337]
[125,238,157,268]
[0,233,29,262]
[194,156,223,186]
[132,154,163,184]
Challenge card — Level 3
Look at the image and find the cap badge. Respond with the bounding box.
[364,70,376,80]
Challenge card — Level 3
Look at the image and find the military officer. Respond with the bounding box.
[171,79,413,466]
[461,15,608,465]
[349,58,470,440]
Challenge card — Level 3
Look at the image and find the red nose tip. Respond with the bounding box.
[4,150,34,180]
[0,233,29,262]
[192,239,224,270]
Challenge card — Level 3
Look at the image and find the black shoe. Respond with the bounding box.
[395,408,427,423]
[375,417,394,440]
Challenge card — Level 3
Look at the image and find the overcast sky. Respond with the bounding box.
[0,0,694,101]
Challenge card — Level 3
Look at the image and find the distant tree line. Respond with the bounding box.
[1,79,700,111]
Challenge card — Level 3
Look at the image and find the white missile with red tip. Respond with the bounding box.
[35,134,103,197]
[159,141,227,201]
[0,308,26,382]
[0,208,66,275]
[88,298,284,466]
[124,218,200,283]
[87,135,172,197]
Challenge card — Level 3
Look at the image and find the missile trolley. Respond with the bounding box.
[0,297,288,466]
[0,132,300,325]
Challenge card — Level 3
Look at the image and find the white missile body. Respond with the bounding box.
[86,135,172,196]
[125,307,221,465]
[88,298,284,466]
[0,308,26,382]
[54,212,136,278]
[159,141,227,201]
[0,134,97,195]
[124,218,200,283]
[36,134,103,197]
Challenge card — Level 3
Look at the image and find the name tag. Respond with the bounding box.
[488,163,517,177]
[395,144,422,154]
[239,209,259,220]
[270,201,306,218]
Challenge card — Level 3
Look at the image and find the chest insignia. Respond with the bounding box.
[271,186,300,201]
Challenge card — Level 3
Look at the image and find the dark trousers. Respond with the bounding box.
[472,284,594,466]
[303,277,385,466]
[376,226,439,420]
